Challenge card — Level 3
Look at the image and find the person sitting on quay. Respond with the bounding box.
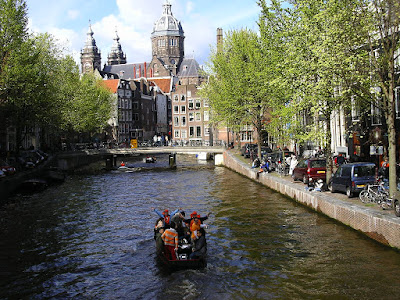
[161,221,179,260]
[189,228,207,260]
[153,208,179,228]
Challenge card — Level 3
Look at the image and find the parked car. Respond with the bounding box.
[393,185,400,217]
[0,159,16,176]
[328,162,376,198]
[0,169,5,178]
[240,143,257,158]
[292,158,326,184]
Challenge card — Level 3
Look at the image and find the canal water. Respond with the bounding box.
[1,154,400,299]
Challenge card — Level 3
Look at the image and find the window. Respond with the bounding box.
[203,99,209,107]
[133,113,139,121]
[133,102,139,110]
[187,91,192,97]
[181,116,186,126]
[174,105,179,114]
[371,87,382,125]
[188,99,194,109]
[174,95,179,102]
[181,106,186,113]
[189,112,194,122]
[204,126,210,136]
[181,130,187,138]
[189,126,194,137]
[181,95,185,101]
[196,126,202,137]
[371,101,382,125]
[174,116,179,127]
[195,100,201,109]
[195,112,201,121]
[203,111,209,121]
[174,130,180,138]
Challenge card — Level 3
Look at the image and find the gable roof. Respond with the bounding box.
[101,79,119,93]
[149,78,173,94]
[177,58,202,78]
[103,63,148,80]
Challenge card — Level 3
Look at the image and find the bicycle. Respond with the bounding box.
[359,181,389,204]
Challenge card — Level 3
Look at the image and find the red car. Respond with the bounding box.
[292,158,326,184]
[0,159,16,176]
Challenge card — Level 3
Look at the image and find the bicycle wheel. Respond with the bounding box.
[359,190,370,203]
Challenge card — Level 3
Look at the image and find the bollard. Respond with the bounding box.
[169,153,176,169]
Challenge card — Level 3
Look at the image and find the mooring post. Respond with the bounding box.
[169,153,176,169]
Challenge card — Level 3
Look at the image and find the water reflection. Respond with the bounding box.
[1,156,400,299]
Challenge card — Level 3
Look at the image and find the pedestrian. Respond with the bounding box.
[289,154,298,175]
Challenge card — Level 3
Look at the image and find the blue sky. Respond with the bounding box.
[25,0,262,68]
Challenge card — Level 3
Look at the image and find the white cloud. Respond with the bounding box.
[67,10,80,20]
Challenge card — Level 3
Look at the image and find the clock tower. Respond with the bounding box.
[150,1,184,76]
[80,24,102,73]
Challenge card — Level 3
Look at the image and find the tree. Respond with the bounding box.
[202,27,285,158]
[355,0,400,199]
[62,72,113,136]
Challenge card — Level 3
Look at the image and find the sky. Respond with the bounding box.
[25,0,262,69]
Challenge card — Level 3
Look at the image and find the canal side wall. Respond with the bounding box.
[222,151,400,250]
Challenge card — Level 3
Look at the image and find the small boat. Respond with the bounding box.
[157,239,207,270]
[19,178,48,193]
[145,156,156,163]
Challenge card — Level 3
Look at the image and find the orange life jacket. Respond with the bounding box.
[164,215,170,225]
[162,229,178,247]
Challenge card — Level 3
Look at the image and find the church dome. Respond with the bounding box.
[151,1,184,38]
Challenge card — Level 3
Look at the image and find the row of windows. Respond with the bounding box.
[157,38,178,47]
[118,90,132,97]
[119,123,132,134]
[174,126,210,138]
[173,111,209,126]
[118,99,132,109]
[174,92,192,101]
[173,100,208,112]
[119,111,132,122]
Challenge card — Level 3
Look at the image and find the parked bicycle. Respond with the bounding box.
[359,181,389,205]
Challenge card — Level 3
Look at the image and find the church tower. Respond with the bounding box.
[80,24,102,73]
[151,1,184,75]
[107,29,127,66]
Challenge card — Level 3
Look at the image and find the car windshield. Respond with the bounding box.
[310,160,326,168]
[354,165,375,177]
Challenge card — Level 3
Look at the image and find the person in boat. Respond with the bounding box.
[171,211,187,238]
[189,228,207,259]
[153,208,179,228]
[161,221,179,260]
[190,215,208,242]
[184,211,210,227]
[154,217,164,240]
[155,225,165,256]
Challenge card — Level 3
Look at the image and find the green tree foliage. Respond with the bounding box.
[202,27,286,157]
[62,73,112,135]
[0,0,113,149]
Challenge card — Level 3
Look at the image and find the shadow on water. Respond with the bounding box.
[1,156,400,299]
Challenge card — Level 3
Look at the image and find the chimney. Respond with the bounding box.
[133,65,136,79]
[139,65,142,78]
[217,28,223,53]
[144,62,147,78]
